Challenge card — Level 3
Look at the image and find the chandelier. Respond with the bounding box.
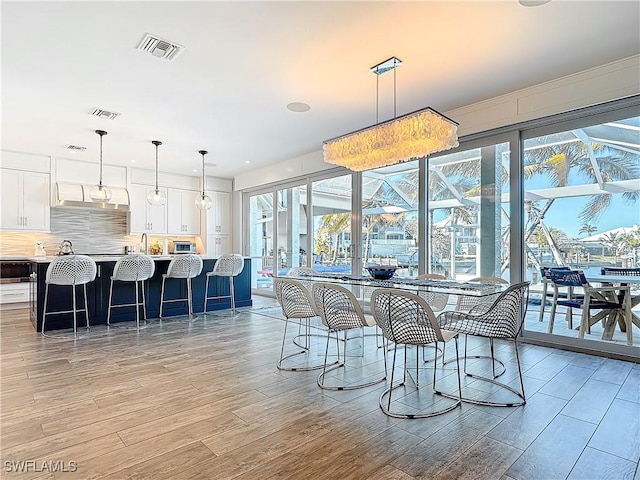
[323,57,459,172]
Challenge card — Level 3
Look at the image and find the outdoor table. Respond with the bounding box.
[585,273,639,344]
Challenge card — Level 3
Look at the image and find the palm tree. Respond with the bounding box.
[579,223,597,237]
[316,213,350,265]
[524,142,639,224]
[600,232,623,261]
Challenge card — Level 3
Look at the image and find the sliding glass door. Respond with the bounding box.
[427,141,511,281]
[521,112,640,353]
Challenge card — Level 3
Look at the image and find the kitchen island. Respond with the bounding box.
[29,255,252,331]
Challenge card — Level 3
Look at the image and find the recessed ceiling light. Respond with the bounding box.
[193,169,198,173]
[130,160,136,163]
[519,0,551,6]
[287,102,311,113]
[245,160,251,164]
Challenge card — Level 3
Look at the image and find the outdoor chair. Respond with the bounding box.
[601,267,640,276]
[537,266,572,323]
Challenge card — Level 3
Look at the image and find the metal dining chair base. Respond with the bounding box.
[277,350,333,372]
[379,338,462,419]
[278,318,334,372]
[440,341,525,407]
[317,362,387,391]
[380,384,462,419]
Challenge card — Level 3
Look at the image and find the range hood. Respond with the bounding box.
[54,182,130,210]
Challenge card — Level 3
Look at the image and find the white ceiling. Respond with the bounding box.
[2,1,639,180]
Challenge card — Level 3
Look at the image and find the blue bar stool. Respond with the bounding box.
[42,255,97,337]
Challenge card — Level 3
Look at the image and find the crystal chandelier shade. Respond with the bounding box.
[323,107,459,171]
[323,57,459,172]
[195,150,212,210]
[147,140,167,206]
[89,130,112,202]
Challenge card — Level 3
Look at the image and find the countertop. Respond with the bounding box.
[28,254,248,263]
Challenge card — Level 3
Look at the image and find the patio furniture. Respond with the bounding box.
[371,288,461,419]
[547,269,631,343]
[438,282,530,407]
[537,266,572,323]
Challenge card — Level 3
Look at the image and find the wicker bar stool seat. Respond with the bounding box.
[42,255,97,337]
[160,254,203,320]
[204,254,244,315]
[107,254,155,329]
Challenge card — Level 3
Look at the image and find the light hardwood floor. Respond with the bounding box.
[1,299,639,480]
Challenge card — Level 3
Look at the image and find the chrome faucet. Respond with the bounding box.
[140,233,148,254]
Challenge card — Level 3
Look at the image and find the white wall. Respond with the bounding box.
[234,55,640,192]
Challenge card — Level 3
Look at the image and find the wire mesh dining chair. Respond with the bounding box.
[438,281,530,407]
[371,288,462,419]
[312,282,387,391]
[273,277,329,372]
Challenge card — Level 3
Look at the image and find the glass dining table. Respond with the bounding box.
[284,271,507,298]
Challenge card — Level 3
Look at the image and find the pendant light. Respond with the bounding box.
[146,140,166,206]
[89,130,112,202]
[195,150,212,210]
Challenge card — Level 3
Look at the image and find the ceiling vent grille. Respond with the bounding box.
[90,108,121,120]
[66,145,87,152]
[136,33,184,61]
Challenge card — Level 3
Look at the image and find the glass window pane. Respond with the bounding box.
[523,115,640,346]
[361,161,419,277]
[311,174,353,274]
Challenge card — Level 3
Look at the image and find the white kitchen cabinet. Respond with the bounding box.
[0,168,50,231]
[0,283,30,307]
[128,185,167,234]
[205,191,231,235]
[167,188,201,235]
[206,235,231,257]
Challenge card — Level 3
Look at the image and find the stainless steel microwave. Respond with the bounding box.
[172,241,196,254]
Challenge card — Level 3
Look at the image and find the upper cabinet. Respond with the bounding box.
[167,188,201,235]
[128,185,167,234]
[206,191,231,235]
[0,168,50,232]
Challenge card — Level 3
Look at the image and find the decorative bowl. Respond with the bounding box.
[366,266,397,280]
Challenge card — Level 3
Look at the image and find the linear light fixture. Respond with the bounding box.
[323,57,459,171]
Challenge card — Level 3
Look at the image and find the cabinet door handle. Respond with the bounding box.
[150,222,153,230]
[18,216,22,226]
[24,217,27,226]
[98,266,101,277]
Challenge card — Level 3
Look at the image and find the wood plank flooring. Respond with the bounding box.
[1,299,639,480]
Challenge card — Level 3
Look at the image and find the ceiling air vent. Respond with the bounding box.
[90,108,121,120]
[66,145,87,152]
[136,33,184,61]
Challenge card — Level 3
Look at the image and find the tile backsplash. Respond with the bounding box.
[0,209,197,257]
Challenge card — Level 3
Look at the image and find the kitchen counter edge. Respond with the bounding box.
[28,255,248,263]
